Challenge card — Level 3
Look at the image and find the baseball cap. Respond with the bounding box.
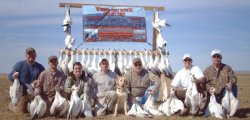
[211,49,221,57]
[26,47,36,54]
[182,54,192,60]
[133,58,142,64]
[48,55,58,62]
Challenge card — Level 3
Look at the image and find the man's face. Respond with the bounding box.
[73,64,82,78]
[25,52,36,64]
[183,58,192,69]
[133,61,142,74]
[212,54,222,65]
[49,59,58,69]
[100,61,109,72]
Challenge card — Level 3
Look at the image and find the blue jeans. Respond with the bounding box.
[129,86,159,108]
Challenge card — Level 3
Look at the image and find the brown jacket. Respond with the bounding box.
[124,69,161,97]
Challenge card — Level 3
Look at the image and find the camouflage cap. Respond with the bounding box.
[26,47,36,54]
[48,55,58,62]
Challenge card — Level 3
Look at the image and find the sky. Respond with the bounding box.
[0,0,250,73]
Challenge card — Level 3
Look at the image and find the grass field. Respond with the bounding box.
[0,73,249,120]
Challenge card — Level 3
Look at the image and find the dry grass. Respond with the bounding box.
[0,73,250,120]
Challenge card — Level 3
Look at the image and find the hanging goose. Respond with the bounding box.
[61,50,70,76]
[9,72,23,105]
[108,49,115,72]
[117,49,124,74]
[139,51,145,67]
[68,50,75,73]
[65,33,76,50]
[125,50,133,72]
[62,5,72,33]
[123,49,128,74]
[152,10,170,33]
[88,49,98,74]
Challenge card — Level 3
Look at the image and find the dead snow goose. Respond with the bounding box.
[9,72,23,105]
[67,85,82,119]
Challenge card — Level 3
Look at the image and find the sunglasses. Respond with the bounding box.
[134,63,142,66]
[213,54,221,58]
[184,59,192,62]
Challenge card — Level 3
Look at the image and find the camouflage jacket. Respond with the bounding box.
[204,63,237,95]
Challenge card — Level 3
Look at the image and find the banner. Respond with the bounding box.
[82,5,147,42]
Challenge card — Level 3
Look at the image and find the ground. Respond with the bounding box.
[0,72,250,120]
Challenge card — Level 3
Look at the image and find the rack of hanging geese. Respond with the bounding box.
[60,4,173,77]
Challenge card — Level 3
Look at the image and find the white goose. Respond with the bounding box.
[184,74,202,115]
[156,30,167,52]
[80,49,87,73]
[65,33,76,50]
[152,11,170,32]
[143,49,149,69]
[61,50,70,76]
[85,49,91,73]
[127,99,150,117]
[50,88,69,117]
[75,49,80,62]
[164,54,174,79]
[62,5,72,33]
[58,48,64,70]
[222,88,238,117]
[28,88,47,119]
[144,94,163,116]
[208,87,226,119]
[81,93,93,118]
[158,97,171,116]
[123,50,128,74]
[68,50,75,73]
[148,50,154,72]
[67,85,82,119]
[108,49,115,72]
[88,49,98,74]
[117,49,124,74]
[97,49,103,71]
[9,72,23,105]
[139,51,145,67]
[125,50,133,71]
[152,52,160,73]
[169,88,185,115]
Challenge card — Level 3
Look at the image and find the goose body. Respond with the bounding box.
[184,75,202,115]
[63,5,72,33]
[67,85,82,119]
[9,72,23,105]
[65,34,76,49]
[50,90,69,117]
[209,88,225,119]
[28,94,47,118]
[144,95,163,116]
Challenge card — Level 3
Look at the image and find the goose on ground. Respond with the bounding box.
[67,85,82,119]
[50,89,69,117]
[208,87,226,119]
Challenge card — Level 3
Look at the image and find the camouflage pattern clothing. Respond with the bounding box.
[204,63,237,103]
